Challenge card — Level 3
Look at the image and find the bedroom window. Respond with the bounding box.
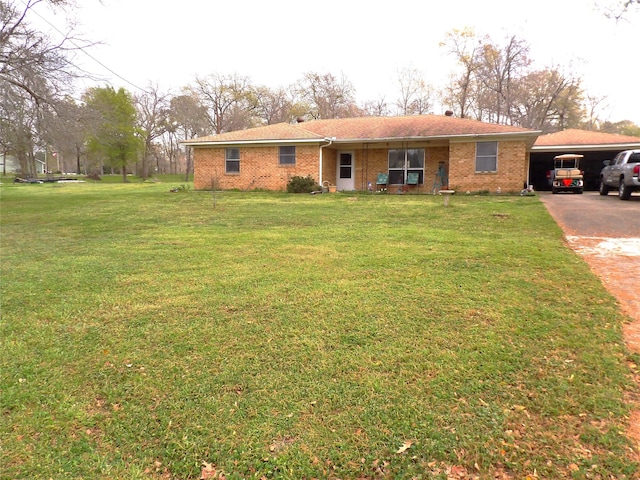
[475,142,498,172]
[225,148,240,174]
[279,146,296,165]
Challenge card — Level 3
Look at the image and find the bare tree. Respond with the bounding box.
[252,85,300,125]
[394,67,434,116]
[440,28,484,118]
[169,91,208,180]
[601,0,640,19]
[135,83,169,179]
[192,73,254,134]
[1,0,90,175]
[1,81,39,175]
[509,68,584,132]
[582,92,607,131]
[476,35,531,124]
[43,96,95,173]
[294,71,357,119]
[361,95,391,117]
[1,0,86,104]
[160,123,182,174]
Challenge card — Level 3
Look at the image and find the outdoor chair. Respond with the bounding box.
[376,173,389,190]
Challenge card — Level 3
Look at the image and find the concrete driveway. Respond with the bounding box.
[539,190,640,238]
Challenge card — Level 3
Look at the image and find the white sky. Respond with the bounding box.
[37,0,640,125]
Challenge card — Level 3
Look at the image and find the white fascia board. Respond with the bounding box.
[183,138,324,147]
[532,143,640,152]
[447,131,542,143]
[317,131,541,144]
[184,131,540,147]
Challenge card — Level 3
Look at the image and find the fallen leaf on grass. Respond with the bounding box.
[396,440,413,454]
[201,462,224,479]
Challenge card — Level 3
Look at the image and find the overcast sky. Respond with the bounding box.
[37,0,640,125]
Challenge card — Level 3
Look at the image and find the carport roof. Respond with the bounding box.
[533,129,640,152]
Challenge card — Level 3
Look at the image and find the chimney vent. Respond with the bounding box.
[444,110,454,117]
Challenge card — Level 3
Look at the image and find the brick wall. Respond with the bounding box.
[193,145,321,191]
[193,140,529,193]
[449,140,528,193]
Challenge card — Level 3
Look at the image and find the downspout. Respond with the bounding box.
[319,137,335,186]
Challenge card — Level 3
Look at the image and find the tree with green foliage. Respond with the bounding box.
[84,86,142,181]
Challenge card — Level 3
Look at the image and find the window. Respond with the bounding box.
[339,153,352,179]
[225,148,240,174]
[388,148,424,184]
[279,146,296,165]
[475,142,497,172]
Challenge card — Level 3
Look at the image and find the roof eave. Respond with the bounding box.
[182,138,325,147]
[532,142,640,152]
[183,130,541,147]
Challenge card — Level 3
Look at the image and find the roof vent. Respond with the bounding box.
[296,117,305,123]
[444,110,454,117]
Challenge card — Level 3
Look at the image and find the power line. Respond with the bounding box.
[19,0,150,94]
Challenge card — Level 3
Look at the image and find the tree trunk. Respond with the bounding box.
[184,147,191,182]
[76,144,82,174]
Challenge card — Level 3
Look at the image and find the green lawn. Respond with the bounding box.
[0,183,637,479]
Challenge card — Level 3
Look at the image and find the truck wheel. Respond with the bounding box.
[551,187,558,194]
[599,181,610,195]
[619,181,632,200]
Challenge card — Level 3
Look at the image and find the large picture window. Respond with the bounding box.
[225,148,240,174]
[388,148,424,184]
[279,146,296,165]
[475,142,497,172]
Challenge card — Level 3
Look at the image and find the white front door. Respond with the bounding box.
[336,152,355,191]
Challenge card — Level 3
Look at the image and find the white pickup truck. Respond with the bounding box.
[599,149,640,200]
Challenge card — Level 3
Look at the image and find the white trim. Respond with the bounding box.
[183,138,323,147]
[184,131,541,148]
[532,143,640,152]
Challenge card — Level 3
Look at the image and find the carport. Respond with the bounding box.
[529,129,640,191]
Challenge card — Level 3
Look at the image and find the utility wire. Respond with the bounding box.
[19,0,150,94]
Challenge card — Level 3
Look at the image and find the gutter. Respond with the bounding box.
[319,137,335,186]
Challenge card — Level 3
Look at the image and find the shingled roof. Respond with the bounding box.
[533,129,640,149]
[184,115,540,146]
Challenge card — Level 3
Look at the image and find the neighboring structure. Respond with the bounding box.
[184,115,540,193]
[530,129,640,191]
[1,153,20,174]
[0,153,46,175]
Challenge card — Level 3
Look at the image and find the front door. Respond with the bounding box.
[336,152,355,191]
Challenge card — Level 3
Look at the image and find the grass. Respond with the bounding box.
[0,183,637,479]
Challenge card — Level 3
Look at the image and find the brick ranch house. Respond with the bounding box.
[183,114,541,193]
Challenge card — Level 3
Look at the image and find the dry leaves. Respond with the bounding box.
[200,462,226,480]
[396,440,413,454]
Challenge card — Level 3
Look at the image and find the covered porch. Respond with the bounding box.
[320,142,451,193]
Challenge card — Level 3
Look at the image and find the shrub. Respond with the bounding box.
[286,175,321,193]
